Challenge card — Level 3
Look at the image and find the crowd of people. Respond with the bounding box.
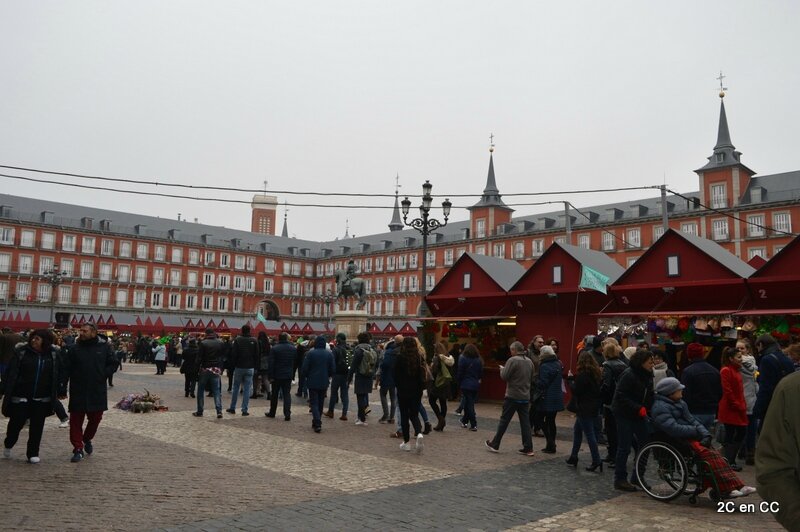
[2,324,800,524]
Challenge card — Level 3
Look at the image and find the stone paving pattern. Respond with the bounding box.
[0,365,787,531]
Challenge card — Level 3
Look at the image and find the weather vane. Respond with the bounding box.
[394,173,402,195]
[716,71,728,98]
[489,132,495,152]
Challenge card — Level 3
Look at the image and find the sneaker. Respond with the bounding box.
[355,420,367,426]
[217,412,223,419]
[28,456,40,464]
[415,433,424,454]
[83,440,93,455]
[3,448,10,459]
[729,489,744,498]
[738,486,757,497]
[226,409,236,414]
[469,426,478,432]
[518,449,535,457]
[485,440,499,453]
[70,450,84,463]
[59,419,69,428]
[460,422,469,429]
[399,442,412,451]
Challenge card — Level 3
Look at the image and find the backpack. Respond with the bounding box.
[357,344,377,376]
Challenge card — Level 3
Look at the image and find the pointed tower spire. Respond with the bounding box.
[388,173,404,231]
[696,75,753,174]
[468,135,511,211]
[281,201,289,238]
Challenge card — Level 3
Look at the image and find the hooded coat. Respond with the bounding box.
[63,336,117,412]
[536,352,564,413]
[739,354,758,415]
[301,337,335,391]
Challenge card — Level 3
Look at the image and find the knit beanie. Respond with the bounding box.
[686,342,705,360]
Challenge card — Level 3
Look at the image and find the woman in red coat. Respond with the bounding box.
[718,346,748,471]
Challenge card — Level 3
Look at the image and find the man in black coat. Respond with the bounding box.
[194,328,225,419]
[266,332,297,420]
[62,323,118,463]
[226,325,259,416]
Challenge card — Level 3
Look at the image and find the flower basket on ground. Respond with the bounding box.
[114,389,168,413]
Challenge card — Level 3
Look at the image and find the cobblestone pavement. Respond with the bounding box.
[0,364,786,531]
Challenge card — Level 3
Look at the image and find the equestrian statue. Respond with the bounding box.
[334,259,367,310]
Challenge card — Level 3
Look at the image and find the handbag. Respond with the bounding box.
[566,394,578,413]
[434,358,452,388]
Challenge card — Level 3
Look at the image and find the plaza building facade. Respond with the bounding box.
[0,95,797,332]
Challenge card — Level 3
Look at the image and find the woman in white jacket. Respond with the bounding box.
[737,339,758,465]
[428,342,454,431]
[153,342,168,375]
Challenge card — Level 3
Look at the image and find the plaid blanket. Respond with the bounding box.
[690,441,744,495]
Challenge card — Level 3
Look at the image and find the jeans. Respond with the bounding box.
[541,411,558,450]
[571,415,602,464]
[356,393,369,422]
[69,410,104,452]
[4,401,50,459]
[196,371,222,414]
[614,415,650,482]
[693,413,716,432]
[269,379,292,418]
[398,393,422,443]
[230,368,254,413]
[460,389,478,428]
[380,385,396,420]
[309,388,326,429]
[328,375,350,415]
[490,399,532,451]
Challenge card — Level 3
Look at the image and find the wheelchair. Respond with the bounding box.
[633,438,723,504]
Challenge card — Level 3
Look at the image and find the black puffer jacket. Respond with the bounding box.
[1,345,61,418]
[63,337,117,412]
[611,365,654,420]
[570,370,602,418]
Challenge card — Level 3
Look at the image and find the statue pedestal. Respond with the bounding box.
[333,310,369,340]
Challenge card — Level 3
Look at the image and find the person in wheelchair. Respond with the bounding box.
[651,377,755,499]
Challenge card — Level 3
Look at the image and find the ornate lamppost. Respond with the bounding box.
[321,289,334,331]
[42,264,67,328]
[401,181,452,316]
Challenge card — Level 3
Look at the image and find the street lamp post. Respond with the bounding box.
[321,289,334,331]
[42,264,67,328]
[401,180,452,316]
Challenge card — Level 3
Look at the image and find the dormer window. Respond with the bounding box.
[716,153,725,163]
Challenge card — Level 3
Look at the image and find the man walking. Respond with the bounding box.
[62,323,118,463]
[348,332,376,426]
[266,332,296,420]
[227,325,259,416]
[325,332,350,421]
[485,341,535,456]
[301,336,335,433]
[194,328,225,419]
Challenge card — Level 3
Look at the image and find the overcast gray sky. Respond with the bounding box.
[1,1,798,242]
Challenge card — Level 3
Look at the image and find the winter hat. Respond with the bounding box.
[336,332,347,342]
[686,342,705,360]
[656,377,685,396]
[314,336,328,349]
[623,347,637,360]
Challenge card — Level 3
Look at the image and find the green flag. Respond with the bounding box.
[256,310,268,325]
[579,265,610,294]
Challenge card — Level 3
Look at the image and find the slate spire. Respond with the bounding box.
[388,192,404,231]
[469,144,511,211]
[281,202,288,238]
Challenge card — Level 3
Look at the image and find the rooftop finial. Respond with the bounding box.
[716,71,728,98]
[489,132,495,153]
[263,179,268,195]
[394,172,402,195]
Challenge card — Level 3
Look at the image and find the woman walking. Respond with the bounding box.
[719,346,748,471]
[565,352,604,472]
[457,344,483,431]
[428,342,454,431]
[535,345,564,453]
[2,329,62,463]
[393,337,426,452]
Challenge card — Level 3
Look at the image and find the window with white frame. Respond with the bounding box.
[680,222,698,235]
[532,239,544,257]
[218,274,229,289]
[246,256,256,271]
[264,258,275,273]
[61,259,74,277]
[748,248,766,260]
[0,227,15,245]
[82,237,96,253]
[187,271,198,288]
[710,183,727,209]
[375,278,383,293]
[171,247,183,263]
[97,288,110,306]
[189,249,200,265]
[0,281,8,301]
[426,273,436,290]
[653,225,665,241]
[291,302,299,316]
[78,286,91,305]
[444,249,454,265]
[375,257,384,271]
[476,219,486,238]
[398,300,407,315]
[475,245,486,255]
[62,234,76,252]
[169,293,180,309]
[712,219,729,241]
[626,228,641,248]
[291,281,301,295]
[220,253,230,268]
[99,263,112,281]
[773,212,791,234]
[398,254,407,269]
[204,251,215,266]
[18,255,33,274]
[37,284,51,302]
[119,241,132,257]
[399,276,407,291]
[233,297,243,313]
[365,279,372,293]
[0,253,9,273]
[264,279,274,293]
[426,251,436,267]
[409,276,418,291]
[387,256,396,271]
[170,269,181,286]
[186,294,197,310]
[747,214,765,237]
[386,300,394,316]
[602,232,615,251]
[203,272,215,288]
[58,285,72,304]
[493,243,505,258]
[117,264,130,282]
[135,266,147,283]
[463,272,471,290]
[409,254,418,268]
[373,300,382,316]
[387,277,395,292]
[281,281,290,294]
[134,290,146,308]
[233,276,244,291]
[513,241,525,258]
[152,268,164,285]
[150,292,162,308]
[82,236,96,254]
[291,262,301,276]
[80,261,93,279]
[39,256,54,275]
[246,277,255,292]
[20,229,35,247]
[116,289,127,307]
[154,245,166,261]
[363,258,373,272]
[282,261,291,275]
[202,296,213,311]
[41,232,55,250]
[234,255,245,270]
[578,234,590,249]
[101,239,114,256]
[136,243,148,259]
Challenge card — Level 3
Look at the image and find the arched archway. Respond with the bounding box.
[257,300,281,321]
